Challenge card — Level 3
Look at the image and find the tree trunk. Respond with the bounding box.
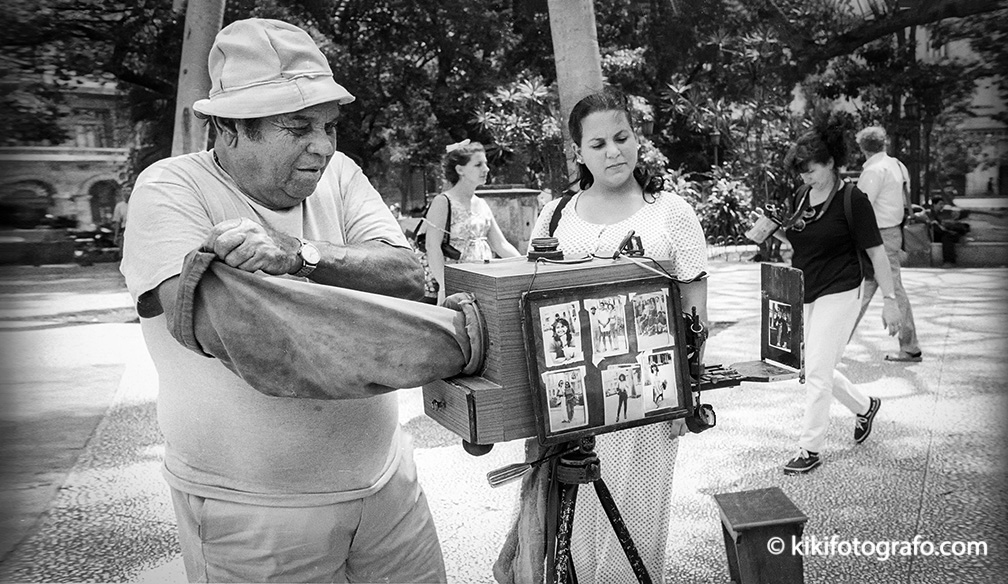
[172,0,226,156]
[546,0,604,187]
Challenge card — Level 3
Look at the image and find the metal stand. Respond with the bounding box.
[545,436,652,584]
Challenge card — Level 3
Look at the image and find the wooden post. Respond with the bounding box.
[546,0,604,185]
[171,0,226,156]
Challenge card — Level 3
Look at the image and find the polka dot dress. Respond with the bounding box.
[528,190,708,584]
[529,191,708,279]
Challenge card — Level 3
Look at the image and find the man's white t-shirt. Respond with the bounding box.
[857,151,909,229]
[121,150,411,506]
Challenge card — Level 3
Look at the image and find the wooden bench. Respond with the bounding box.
[712,487,808,584]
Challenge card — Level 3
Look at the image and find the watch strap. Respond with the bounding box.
[293,238,318,278]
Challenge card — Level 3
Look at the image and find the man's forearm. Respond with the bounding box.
[309,240,425,300]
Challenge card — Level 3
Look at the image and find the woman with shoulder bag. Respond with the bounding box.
[770,119,903,475]
[418,140,520,304]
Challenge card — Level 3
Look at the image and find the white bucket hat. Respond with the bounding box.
[192,18,355,119]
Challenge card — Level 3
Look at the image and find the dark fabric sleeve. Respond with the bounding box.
[849,186,884,250]
[170,249,477,400]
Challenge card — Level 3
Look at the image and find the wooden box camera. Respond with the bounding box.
[422,256,679,446]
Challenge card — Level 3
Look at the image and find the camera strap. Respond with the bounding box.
[548,193,574,237]
[785,177,843,231]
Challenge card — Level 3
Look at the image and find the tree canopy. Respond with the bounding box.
[3,0,1004,202]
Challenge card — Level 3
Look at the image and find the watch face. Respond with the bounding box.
[301,242,321,264]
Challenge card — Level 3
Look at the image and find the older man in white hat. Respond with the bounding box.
[120,18,444,583]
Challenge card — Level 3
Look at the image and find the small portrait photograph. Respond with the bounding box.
[543,367,588,432]
[585,296,629,358]
[768,300,792,351]
[601,364,643,425]
[539,302,584,367]
[631,290,672,351]
[643,351,679,414]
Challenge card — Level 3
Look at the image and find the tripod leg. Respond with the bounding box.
[592,478,653,584]
[551,483,579,584]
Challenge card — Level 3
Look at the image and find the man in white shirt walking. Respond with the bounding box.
[852,126,922,362]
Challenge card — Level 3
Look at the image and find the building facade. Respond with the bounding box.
[0,79,131,230]
[954,73,1007,198]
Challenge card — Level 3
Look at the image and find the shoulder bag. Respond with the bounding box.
[414,194,462,260]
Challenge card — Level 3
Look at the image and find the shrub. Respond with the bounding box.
[666,166,752,240]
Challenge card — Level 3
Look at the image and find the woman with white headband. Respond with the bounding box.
[419,139,521,303]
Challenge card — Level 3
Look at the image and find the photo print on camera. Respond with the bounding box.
[585,295,628,363]
[600,364,643,424]
[768,299,792,351]
[542,367,588,431]
[641,350,679,414]
[539,301,584,367]
[631,290,672,351]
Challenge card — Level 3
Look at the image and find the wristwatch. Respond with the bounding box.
[293,238,321,278]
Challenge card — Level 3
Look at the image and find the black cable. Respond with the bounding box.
[525,252,706,295]
[525,255,595,295]
[525,258,544,296]
[628,254,707,285]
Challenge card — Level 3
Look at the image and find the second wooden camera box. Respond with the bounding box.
[422,256,676,446]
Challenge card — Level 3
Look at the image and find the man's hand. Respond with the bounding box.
[202,217,299,275]
[881,298,902,337]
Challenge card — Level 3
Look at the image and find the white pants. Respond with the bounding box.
[799,286,871,453]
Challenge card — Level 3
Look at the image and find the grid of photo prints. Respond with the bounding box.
[534,287,683,437]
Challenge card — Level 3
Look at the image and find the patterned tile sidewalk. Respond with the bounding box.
[0,262,1004,583]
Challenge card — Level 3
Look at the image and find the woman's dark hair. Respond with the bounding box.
[552,317,572,344]
[784,116,849,174]
[567,87,663,196]
[442,140,486,185]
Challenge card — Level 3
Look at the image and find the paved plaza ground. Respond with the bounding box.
[0,258,1005,583]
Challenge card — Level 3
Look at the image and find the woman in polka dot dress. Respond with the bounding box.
[496,88,708,584]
